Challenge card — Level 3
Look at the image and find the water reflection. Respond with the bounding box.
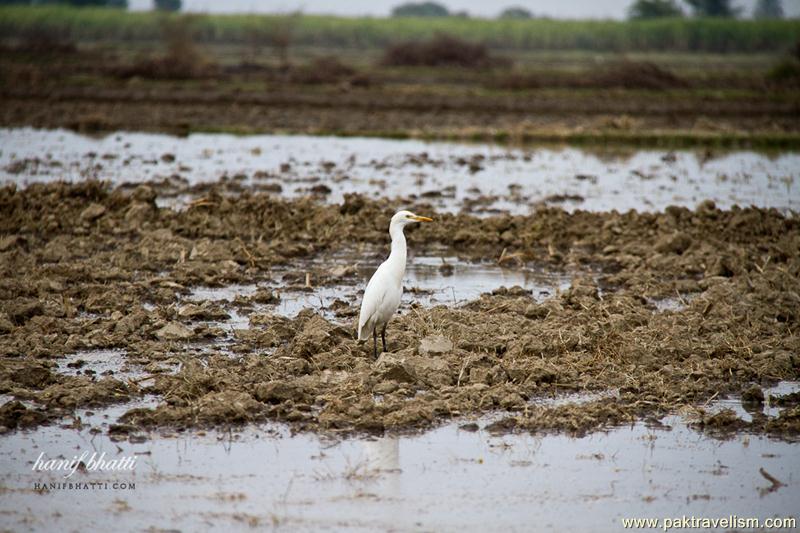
[2,404,797,531]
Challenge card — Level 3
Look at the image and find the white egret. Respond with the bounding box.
[357,210,433,358]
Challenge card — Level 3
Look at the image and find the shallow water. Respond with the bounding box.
[54,348,142,380]
[278,254,571,316]
[2,128,798,214]
[1,390,798,532]
[184,254,573,337]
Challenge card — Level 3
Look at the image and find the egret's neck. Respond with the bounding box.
[387,222,407,278]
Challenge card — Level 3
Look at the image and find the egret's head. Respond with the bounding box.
[391,210,433,228]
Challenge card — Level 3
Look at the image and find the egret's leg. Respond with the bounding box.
[381,325,388,353]
[372,329,378,359]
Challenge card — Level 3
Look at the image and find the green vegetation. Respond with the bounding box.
[684,0,739,18]
[628,0,684,20]
[154,0,180,11]
[498,7,533,20]
[1,5,799,53]
[391,2,449,17]
[754,0,784,19]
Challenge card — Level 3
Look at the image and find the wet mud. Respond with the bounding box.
[1,176,798,440]
[4,86,797,144]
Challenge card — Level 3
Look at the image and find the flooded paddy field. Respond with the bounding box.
[0,128,799,531]
[1,128,798,214]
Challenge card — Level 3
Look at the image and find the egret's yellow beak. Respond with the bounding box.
[412,215,433,222]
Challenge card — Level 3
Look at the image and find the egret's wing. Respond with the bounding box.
[358,267,389,340]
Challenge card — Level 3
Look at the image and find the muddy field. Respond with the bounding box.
[3,84,797,143]
[1,159,798,440]
[1,43,799,146]
[0,123,798,530]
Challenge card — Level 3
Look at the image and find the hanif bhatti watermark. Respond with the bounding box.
[31,451,137,491]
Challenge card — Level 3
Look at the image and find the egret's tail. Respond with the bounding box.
[357,321,371,342]
[357,311,374,341]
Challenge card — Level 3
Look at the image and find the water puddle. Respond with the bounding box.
[2,128,797,214]
[647,293,699,313]
[181,254,574,347]
[55,349,145,381]
[271,255,571,318]
[187,284,259,302]
[529,389,620,408]
[1,396,797,531]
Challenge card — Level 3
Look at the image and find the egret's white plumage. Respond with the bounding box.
[358,210,432,357]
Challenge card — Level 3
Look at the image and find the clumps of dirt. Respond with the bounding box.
[771,391,800,407]
[177,302,230,321]
[691,403,800,440]
[763,407,800,435]
[486,400,639,437]
[37,376,132,410]
[543,193,585,205]
[121,390,265,427]
[123,280,779,436]
[691,408,749,438]
[741,384,765,406]
[0,401,47,432]
[0,181,798,439]
[381,34,510,68]
[0,358,133,430]
[115,266,799,438]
